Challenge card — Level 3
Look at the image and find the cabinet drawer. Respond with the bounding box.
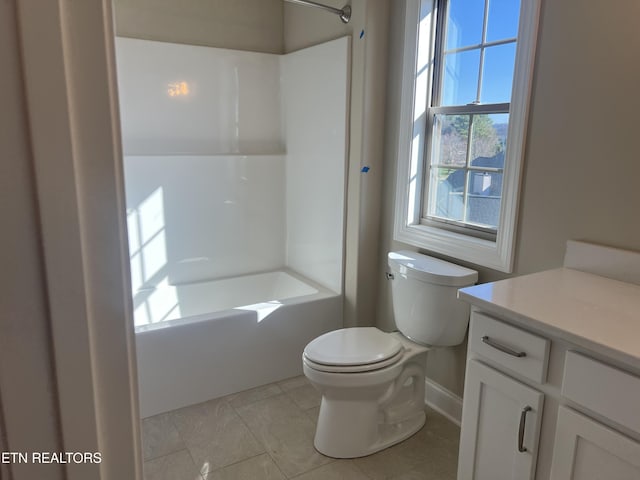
[562,352,640,433]
[469,312,550,383]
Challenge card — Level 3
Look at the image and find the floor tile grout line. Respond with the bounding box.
[281,384,321,412]
[351,459,377,480]
[142,444,186,463]
[166,407,189,448]
[186,447,205,479]
[141,448,196,480]
[162,402,223,479]
[200,452,270,478]
[227,392,290,479]
[226,384,285,410]
[286,458,336,479]
[229,388,332,479]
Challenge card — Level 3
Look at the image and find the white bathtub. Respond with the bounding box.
[134,270,341,417]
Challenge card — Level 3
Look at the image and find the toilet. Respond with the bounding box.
[302,250,478,458]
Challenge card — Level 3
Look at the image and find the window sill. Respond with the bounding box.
[394,222,515,272]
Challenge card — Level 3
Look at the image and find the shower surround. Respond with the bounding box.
[116,36,349,416]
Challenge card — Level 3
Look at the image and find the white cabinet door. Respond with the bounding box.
[550,406,640,480]
[458,360,544,480]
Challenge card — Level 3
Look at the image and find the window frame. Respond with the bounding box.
[393,0,541,272]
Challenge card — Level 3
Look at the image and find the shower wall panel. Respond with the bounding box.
[124,155,285,288]
[117,37,349,291]
[281,37,350,294]
[116,37,283,155]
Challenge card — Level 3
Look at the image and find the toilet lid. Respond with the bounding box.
[303,327,403,366]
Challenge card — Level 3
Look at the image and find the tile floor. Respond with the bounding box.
[142,376,460,480]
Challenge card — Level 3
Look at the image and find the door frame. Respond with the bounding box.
[14,1,141,478]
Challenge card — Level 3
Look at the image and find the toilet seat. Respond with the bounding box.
[304,349,404,373]
[303,327,404,373]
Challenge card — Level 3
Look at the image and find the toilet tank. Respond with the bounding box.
[388,251,478,346]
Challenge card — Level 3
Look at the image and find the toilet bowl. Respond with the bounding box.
[303,328,429,458]
[303,251,478,458]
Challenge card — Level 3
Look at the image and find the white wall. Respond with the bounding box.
[281,37,350,293]
[113,0,284,54]
[117,37,349,292]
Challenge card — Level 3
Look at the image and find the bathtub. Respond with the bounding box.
[134,270,342,417]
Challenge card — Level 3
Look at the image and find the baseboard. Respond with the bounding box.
[424,378,463,426]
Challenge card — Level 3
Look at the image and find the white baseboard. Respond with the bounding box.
[424,378,463,426]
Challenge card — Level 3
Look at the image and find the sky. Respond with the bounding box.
[441,0,521,106]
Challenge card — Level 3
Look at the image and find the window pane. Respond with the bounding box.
[470,113,508,162]
[466,170,503,228]
[428,167,465,222]
[445,0,485,50]
[442,50,480,106]
[432,114,471,167]
[486,0,521,42]
[480,43,516,104]
[467,113,508,229]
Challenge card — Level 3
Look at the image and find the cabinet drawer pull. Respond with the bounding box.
[518,406,532,453]
[481,335,527,358]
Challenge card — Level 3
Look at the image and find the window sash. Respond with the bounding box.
[434,0,517,107]
[422,0,513,234]
[422,106,510,231]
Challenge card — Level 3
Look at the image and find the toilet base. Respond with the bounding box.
[314,404,426,458]
[304,331,430,459]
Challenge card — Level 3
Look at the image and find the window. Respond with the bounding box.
[394,0,540,271]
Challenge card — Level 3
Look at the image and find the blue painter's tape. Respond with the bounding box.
[361,166,370,173]
[360,30,365,39]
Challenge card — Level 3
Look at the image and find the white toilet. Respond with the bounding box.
[302,250,478,458]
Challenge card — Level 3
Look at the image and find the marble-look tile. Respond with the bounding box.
[227,383,283,409]
[291,460,369,480]
[386,429,459,480]
[424,408,461,445]
[187,423,265,475]
[354,420,457,480]
[170,398,264,474]
[388,462,455,480]
[286,384,321,410]
[142,413,185,460]
[388,446,458,480]
[277,375,310,392]
[236,394,333,477]
[144,450,202,480]
[305,406,321,424]
[203,454,285,480]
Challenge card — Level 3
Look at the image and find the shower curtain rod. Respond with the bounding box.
[284,0,351,24]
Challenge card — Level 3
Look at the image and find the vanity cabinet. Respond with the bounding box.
[549,351,640,479]
[550,406,640,480]
[457,263,640,480]
[458,312,547,480]
[458,360,543,480]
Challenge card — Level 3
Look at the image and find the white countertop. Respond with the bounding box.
[459,268,640,369]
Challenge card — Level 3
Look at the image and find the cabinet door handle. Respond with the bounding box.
[481,335,527,358]
[518,406,532,453]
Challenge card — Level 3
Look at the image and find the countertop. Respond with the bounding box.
[458,268,640,370]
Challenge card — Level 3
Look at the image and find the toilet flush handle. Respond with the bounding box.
[385,272,395,280]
